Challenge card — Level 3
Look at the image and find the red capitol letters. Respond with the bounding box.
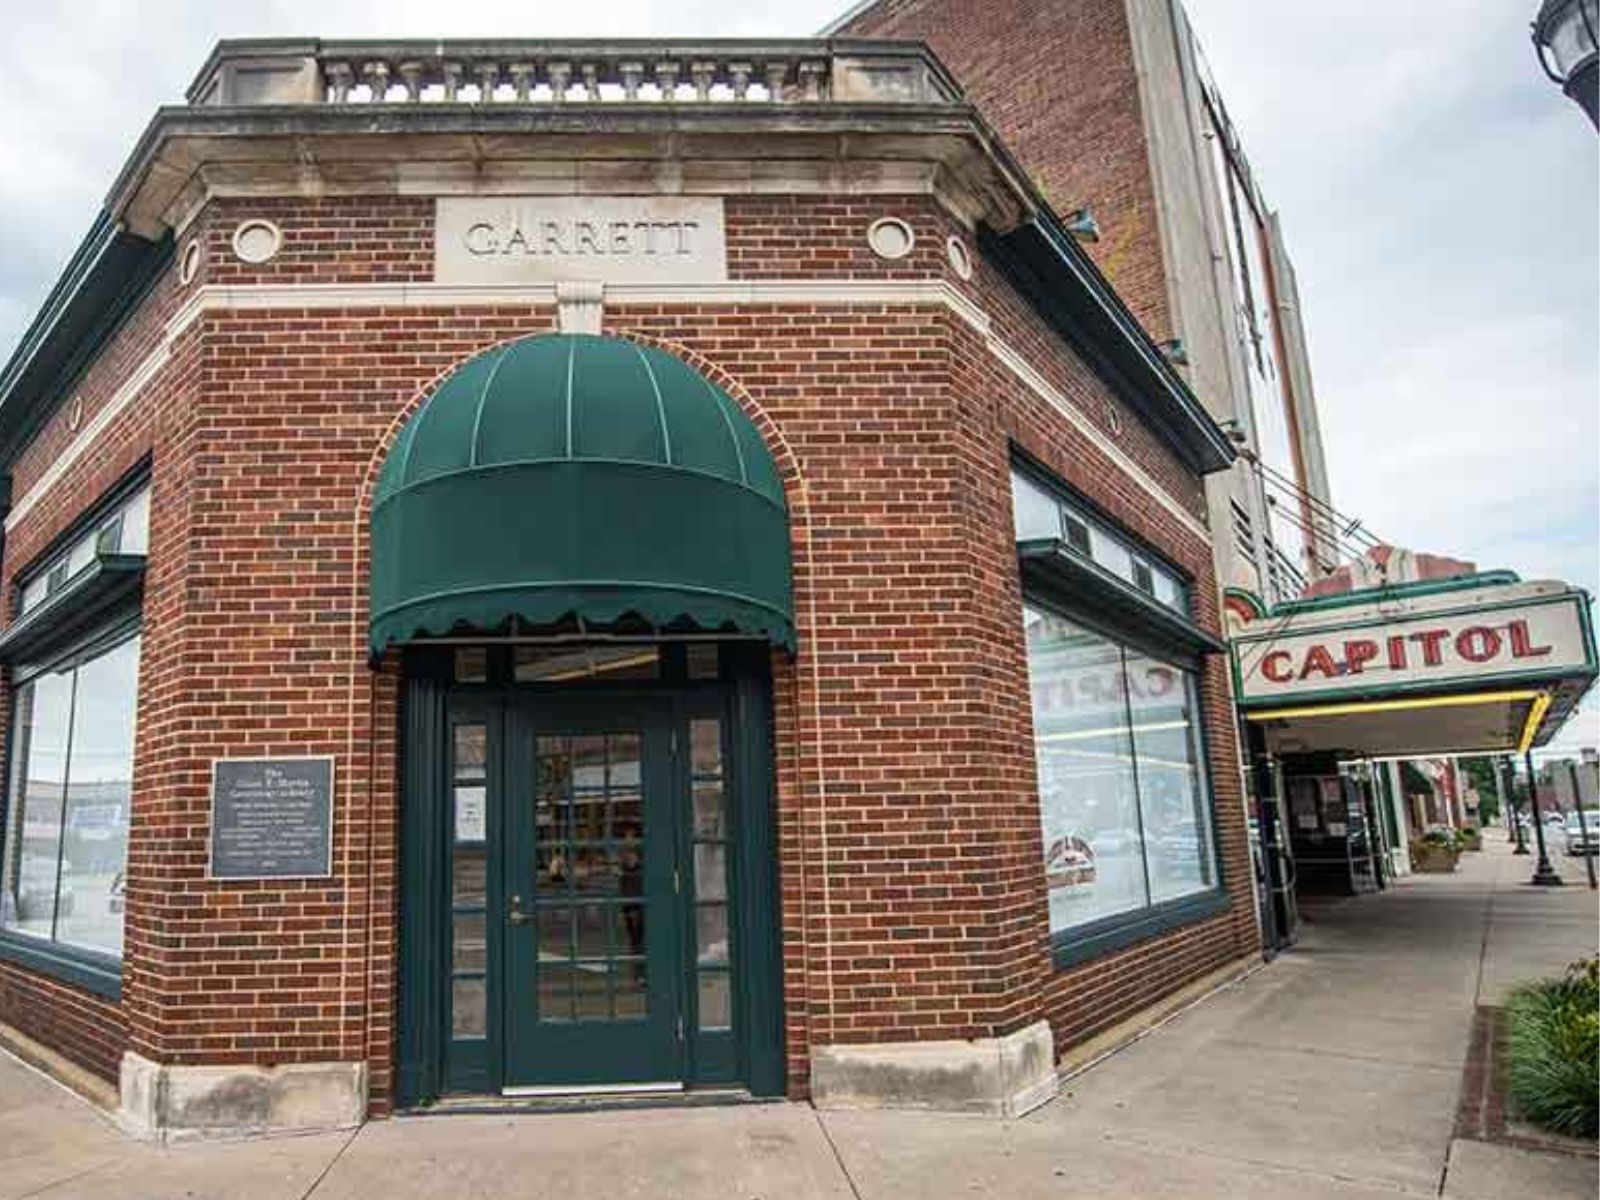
[1260,618,1553,684]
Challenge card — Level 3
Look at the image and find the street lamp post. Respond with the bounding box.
[1566,761,1597,890]
[1534,0,1600,127]
[1504,756,1530,855]
[1524,751,1565,886]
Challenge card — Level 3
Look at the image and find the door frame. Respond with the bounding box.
[394,641,785,1107]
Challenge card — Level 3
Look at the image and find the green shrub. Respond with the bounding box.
[1505,959,1599,1139]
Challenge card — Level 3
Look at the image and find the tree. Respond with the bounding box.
[1460,757,1504,824]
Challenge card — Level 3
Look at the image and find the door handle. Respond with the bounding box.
[508,894,532,926]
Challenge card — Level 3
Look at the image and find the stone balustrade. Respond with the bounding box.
[186,39,963,109]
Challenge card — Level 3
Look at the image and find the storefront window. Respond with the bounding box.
[0,633,140,960]
[1024,605,1216,943]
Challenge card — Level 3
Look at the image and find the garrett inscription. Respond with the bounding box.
[436,197,727,285]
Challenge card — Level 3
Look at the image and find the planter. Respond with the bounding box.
[1460,830,1484,852]
[1412,844,1461,873]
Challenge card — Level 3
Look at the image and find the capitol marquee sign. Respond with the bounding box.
[1234,593,1594,707]
[435,196,727,285]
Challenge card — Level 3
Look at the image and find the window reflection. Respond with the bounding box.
[1,634,140,958]
[1026,608,1146,931]
[1124,650,1213,905]
[1024,605,1216,940]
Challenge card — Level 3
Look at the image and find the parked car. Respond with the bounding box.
[15,858,73,921]
[1563,811,1600,856]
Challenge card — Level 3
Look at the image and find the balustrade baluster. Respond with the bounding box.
[508,62,534,102]
[619,61,644,101]
[325,61,354,104]
[655,61,680,101]
[440,61,463,101]
[474,62,500,101]
[362,60,391,101]
[764,61,789,101]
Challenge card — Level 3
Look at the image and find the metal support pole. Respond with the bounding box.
[1567,761,1597,890]
[1525,751,1564,886]
[1507,757,1529,855]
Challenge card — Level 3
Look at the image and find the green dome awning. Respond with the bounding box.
[370,334,793,656]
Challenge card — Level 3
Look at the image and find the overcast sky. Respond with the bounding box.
[1,0,1595,755]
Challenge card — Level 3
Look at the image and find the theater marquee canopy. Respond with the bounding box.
[1232,574,1597,758]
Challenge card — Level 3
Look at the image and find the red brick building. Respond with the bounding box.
[0,39,1258,1137]
[832,0,1340,610]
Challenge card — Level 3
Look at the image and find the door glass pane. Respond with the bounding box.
[685,644,720,680]
[453,912,487,971]
[694,844,727,902]
[452,849,486,906]
[618,901,646,959]
[527,724,656,1033]
[573,961,610,1020]
[454,648,488,683]
[537,905,571,961]
[696,904,728,966]
[453,786,486,843]
[690,719,721,777]
[452,977,486,1037]
[693,783,725,839]
[698,972,731,1031]
[574,903,609,958]
[536,844,569,895]
[515,645,660,682]
[614,960,647,1020]
[571,844,618,894]
[538,965,573,1022]
[570,736,607,790]
[612,792,643,839]
[454,724,486,780]
[571,795,606,842]
[609,735,641,788]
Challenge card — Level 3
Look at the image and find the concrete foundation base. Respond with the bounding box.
[118,1051,366,1141]
[809,1019,1057,1117]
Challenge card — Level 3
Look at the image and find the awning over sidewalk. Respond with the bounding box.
[1231,574,1597,757]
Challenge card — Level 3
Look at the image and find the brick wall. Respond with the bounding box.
[837,0,1176,344]
[0,189,1253,1108]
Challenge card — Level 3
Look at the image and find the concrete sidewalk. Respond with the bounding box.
[2,834,1594,1199]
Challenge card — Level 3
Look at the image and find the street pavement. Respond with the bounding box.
[0,833,1594,1199]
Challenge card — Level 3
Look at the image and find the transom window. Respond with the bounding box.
[18,484,149,617]
[1012,469,1185,612]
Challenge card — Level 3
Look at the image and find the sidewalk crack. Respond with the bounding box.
[298,1122,365,1200]
[812,1109,866,1200]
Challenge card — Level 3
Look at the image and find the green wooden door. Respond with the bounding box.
[502,696,685,1089]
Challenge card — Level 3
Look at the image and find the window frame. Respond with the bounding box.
[1011,459,1229,971]
[12,464,150,620]
[0,598,142,1001]
[1011,454,1191,617]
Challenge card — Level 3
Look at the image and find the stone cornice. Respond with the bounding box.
[109,103,1031,241]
